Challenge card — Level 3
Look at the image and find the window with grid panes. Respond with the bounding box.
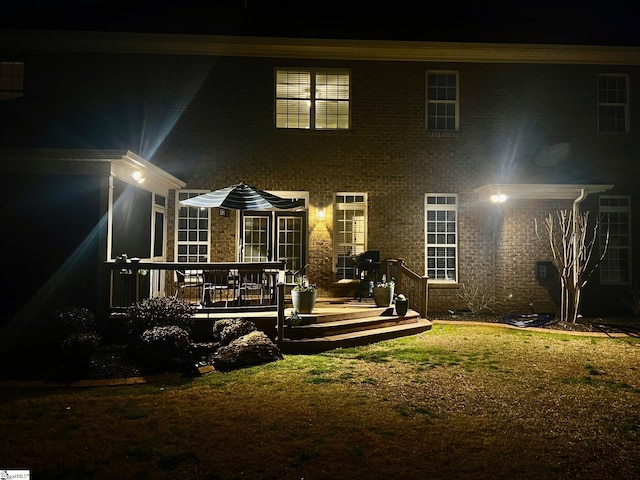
[239,210,307,273]
[334,193,367,280]
[425,194,458,281]
[242,215,270,262]
[599,196,631,285]
[598,74,629,133]
[426,71,458,131]
[278,215,304,273]
[176,191,209,262]
[0,61,24,101]
[276,68,350,129]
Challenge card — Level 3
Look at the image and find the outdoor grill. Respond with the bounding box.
[355,250,381,300]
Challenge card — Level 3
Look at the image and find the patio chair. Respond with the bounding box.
[174,269,204,304]
[201,269,232,307]
[237,269,268,305]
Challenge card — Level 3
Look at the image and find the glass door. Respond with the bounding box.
[240,211,307,277]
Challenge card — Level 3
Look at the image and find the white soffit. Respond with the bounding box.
[111,150,186,195]
[474,183,615,201]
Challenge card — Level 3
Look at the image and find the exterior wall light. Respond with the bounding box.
[317,208,325,220]
[132,170,146,184]
[490,194,507,204]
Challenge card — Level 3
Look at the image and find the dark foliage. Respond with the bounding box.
[212,318,257,346]
[139,325,191,369]
[124,297,195,345]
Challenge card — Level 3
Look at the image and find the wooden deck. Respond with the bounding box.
[190,297,433,353]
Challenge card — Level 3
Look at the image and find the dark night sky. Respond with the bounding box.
[3,0,640,46]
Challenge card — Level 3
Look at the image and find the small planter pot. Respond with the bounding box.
[373,286,394,307]
[285,317,302,326]
[395,299,409,316]
[291,290,317,314]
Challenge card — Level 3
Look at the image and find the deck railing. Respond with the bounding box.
[383,258,429,318]
[105,260,287,313]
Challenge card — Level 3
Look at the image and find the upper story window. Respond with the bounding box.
[275,68,350,129]
[0,61,24,101]
[426,71,458,131]
[598,74,629,133]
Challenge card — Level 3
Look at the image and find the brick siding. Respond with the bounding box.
[3,50,640,316]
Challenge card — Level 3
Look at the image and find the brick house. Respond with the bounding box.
[1,29,639,324]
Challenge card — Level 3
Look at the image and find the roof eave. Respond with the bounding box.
[3,29,640,65]
[474,183,615,202]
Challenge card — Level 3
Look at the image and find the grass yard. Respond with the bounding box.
[1,324,639,480]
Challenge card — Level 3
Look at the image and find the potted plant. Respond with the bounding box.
[285,310,302,326]
[291,276,317,314]
[395,293,409,316]
[373,275,395,307]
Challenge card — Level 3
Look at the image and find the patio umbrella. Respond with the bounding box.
[179,182,305,210]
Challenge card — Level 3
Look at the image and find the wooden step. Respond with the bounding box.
[285,310,422,339]
[280,319,433,354]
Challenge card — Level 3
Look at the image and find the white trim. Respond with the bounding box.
[426,70,459,132]
[425,193,459,283]
[111,150,186,196]
[5,30,640,65]
[474,183,614,202]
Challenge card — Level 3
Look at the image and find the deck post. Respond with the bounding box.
[276,282,285,349]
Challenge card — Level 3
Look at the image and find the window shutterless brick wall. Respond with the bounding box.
[7,51,639,315]
[155,58,638,314]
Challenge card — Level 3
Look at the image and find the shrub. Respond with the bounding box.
[124,297,195,344]
[139,325,191,367]
[212,319,257,345]
[50,308,101,366]
[60,332,101,361]
[52,307,97,338]
[457,284,496,314]
[43,309,103,377]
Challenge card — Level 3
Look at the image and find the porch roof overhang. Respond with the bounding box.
[474,183,615,202]
[110,150,186,195]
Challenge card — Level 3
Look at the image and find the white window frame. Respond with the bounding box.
[275,68,350,130]
[0,61,24,101]
[175,190,210,263]
[425,194,458,282]
[238,191,309,274]
[597,73,629,133]
[334,193,368,280]
[599,195,632,285]
[426,71,459,132]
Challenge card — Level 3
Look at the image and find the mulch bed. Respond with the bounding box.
[434,311,640,336]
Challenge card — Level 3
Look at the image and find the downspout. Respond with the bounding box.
[572,187,588,311]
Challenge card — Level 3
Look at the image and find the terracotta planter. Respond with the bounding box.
[291,290,317,314]
[373,286,394,307]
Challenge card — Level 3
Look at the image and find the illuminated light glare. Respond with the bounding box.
[317,208,325,220]
[132,171,146,184]
[490,194,507,204]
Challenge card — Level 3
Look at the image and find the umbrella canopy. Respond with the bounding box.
[179,182,305,210]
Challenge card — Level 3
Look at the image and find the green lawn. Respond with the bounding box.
[1,324,639,480]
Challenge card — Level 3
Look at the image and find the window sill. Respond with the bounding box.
[428,282,460,289]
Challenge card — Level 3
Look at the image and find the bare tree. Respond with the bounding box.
[535,209,608,323]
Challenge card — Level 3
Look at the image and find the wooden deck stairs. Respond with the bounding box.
[279,299,433,354]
